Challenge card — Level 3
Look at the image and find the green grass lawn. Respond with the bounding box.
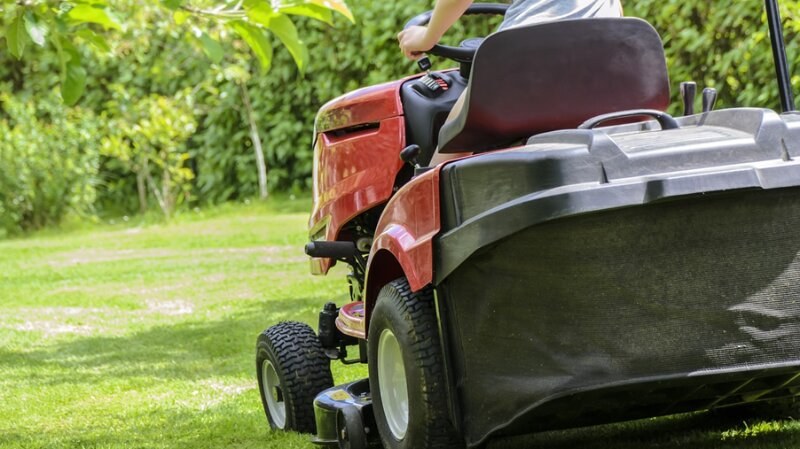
[2,198,800,449]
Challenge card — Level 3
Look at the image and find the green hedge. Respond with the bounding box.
[0,94,100,236]
[627,1,800,112]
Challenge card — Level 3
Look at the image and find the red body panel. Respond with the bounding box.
[315,80,405,133]
[363,169,442,324]
[309,81,407,275]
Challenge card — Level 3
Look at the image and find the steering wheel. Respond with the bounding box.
[403,3,509,63]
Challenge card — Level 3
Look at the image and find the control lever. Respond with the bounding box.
[702,87,718,113]
[400,144,421,169]
[400,144,432,176]
[417,56,432,74]
[680,81,697,116]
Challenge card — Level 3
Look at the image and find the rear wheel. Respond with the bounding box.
[368,278,463,449]
[256,321,334,433]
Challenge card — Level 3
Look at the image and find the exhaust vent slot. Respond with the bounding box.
[324,122,380,142]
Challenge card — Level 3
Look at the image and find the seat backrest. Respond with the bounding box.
[438,18,670,154]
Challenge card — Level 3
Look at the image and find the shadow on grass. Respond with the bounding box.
[0,295,326,386]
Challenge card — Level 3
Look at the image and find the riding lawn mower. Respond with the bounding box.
[256,1,800,448]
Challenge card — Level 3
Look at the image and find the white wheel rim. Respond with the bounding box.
[378,328,409,440]
[262,359,287,428]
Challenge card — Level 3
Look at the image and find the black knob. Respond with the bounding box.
[417,56,432,72]
[680,81,697,116]
[400,144,421,167]
[702,87,718,113]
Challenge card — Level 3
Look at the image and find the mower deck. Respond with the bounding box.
[313,379,377,448]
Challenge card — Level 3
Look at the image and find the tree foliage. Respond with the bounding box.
[0,93,100,235]
[101,90,197,218]
[0,0,353,105]
[627,1,800,112]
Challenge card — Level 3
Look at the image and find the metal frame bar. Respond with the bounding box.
[765,0,796,112]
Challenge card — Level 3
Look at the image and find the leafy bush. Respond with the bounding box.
[101,91,197,218]
[0,93,100,235]
[627,1,800,112]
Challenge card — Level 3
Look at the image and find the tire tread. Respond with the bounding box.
[371,278,463,449]
[257,321,334,433]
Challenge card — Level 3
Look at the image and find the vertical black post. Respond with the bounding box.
[765,0,796,112]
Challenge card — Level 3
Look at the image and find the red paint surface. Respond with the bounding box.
[364,169,442,315]
[315,80,405,133]
[309,80,408,274]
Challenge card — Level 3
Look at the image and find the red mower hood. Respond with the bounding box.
[314,79,406,134]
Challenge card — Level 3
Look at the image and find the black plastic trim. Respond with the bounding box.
[436,108,800,284]
[579,109,679,130]
[469,362,800,446]
[433,289,463,434]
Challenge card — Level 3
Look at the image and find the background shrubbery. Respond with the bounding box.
[629,1,800,111]
[0,93,100,236]
[0,1,799,235]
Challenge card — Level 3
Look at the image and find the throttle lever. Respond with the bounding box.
[702,87,718,113]
[680,81,697,116]
[417,56,432,74]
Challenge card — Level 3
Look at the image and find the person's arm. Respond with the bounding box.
[397,0,474,60]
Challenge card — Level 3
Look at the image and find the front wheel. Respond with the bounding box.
[368,278,463,449]
[256,321,334,433]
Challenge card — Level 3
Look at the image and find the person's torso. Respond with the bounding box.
[499,0,623,30]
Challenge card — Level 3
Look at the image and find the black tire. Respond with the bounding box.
[256,321,334,433]
[368,278,464,449]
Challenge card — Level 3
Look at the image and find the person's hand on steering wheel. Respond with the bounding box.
[398,26,436,61]
[398,2,509,64]
[397,0,474,61]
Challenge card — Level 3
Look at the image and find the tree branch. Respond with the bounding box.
[240,83,269,200]
[180,4,246,19]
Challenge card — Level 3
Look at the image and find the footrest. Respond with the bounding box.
[336,301,366,339]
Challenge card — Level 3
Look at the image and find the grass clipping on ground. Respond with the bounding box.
[1,199,799,449]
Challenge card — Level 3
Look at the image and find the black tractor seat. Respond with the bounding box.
[437,17,671,154]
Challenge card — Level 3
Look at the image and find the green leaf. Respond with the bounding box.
[198,31,224,64]
[307,0,354,23]
[228,20,272,72]
[24,11,48,47]
[59,41,86,105]
[279,4,334,26]
[162,0,183,10]
[245,5,308,71]
[173,10,191,25]
[63,59,87,106]
[76,29,111,53]
[6,13,27,59]
[229,21,272,72]
[67,4,122,30]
